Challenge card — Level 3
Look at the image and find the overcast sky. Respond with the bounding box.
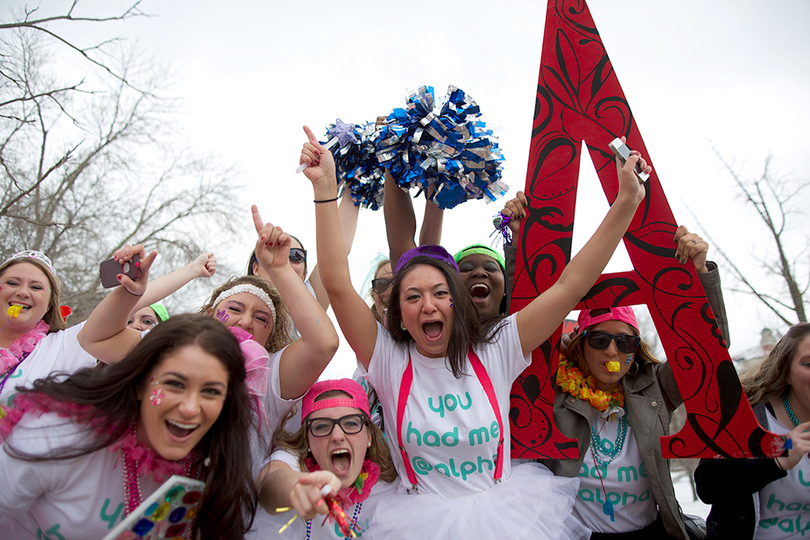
[13,0,810,378]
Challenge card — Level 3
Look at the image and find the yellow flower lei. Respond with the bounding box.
[556,355,624,412]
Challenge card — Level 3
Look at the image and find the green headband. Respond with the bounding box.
[150,302,170,322]
[453,244,505,271]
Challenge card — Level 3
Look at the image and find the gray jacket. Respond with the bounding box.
[540,265,729,540]
[544,359,689,539]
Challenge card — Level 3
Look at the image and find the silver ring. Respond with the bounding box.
[691,239,698,245]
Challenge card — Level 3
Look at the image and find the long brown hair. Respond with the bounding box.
[386,256,502,378]
[274,390,397,483]
[199,275,293,353]
[0,259,66,333]
[741,323,810,406]
[7,314,258,540]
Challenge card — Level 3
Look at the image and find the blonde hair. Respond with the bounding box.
[199,275,293,353]
[274,390,397,484]
[0,259,66,334]
[741,323,810,406]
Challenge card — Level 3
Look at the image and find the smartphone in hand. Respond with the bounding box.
[608,138,650,182]
[100,254,141,288]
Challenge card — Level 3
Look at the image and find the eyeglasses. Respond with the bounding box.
[371,278,392,294]
[584,330,641,354]
[289,248,307,265]
[306,414,367,438]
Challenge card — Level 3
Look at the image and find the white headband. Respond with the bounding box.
[212,284,276,329]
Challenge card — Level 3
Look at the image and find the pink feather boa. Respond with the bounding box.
[0,393,188,482]
[0,320,49,374]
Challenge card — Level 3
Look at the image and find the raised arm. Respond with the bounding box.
[515,147,648,357]
[500,190,529,312]
[301,125,379,368]
[132,251,216,310]
[252,206,339,400]
[308,189,360,310]
[257,460,340,518]
[418,196,444,247]
[77,246,157,363]
[674,224,731,347]
[383,170,418,268]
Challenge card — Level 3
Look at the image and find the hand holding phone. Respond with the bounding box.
[100,254,141,288]
[608,138,650,182]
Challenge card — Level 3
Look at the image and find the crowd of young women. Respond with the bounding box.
[0,126,799,540]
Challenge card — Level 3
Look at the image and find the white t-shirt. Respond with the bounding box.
[247,346,304,540]
[574,413,656,533]
[359,314,529,497]
[756,409,810,539]
[1,322,96,408]
[0,412,161,540]
[267,448,398,540]
[288,279,318,340]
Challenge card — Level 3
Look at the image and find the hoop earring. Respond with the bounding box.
[627,361,639,377]
[400,321,407,331]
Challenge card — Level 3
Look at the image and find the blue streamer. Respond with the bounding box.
[323,121,385,211]
[374,85,507,210]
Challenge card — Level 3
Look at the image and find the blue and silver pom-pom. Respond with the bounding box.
[375,85,507,210]
[328,121,385,211]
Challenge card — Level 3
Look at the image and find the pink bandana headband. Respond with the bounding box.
[301,379,371,421]
[212,284,276,329]
[576,306,638,334]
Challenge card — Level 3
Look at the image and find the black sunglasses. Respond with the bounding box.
[289,247,307,265]
[306,414,367,438]
[584,330,641,354]
[371,277,392,294]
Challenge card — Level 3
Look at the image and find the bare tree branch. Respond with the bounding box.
[0,5,245,323]
[689,143,810,326]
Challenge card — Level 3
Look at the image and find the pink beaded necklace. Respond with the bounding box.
[116,422,200,515]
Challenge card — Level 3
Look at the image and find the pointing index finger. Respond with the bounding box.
[302,125,318,145]
[252,205,264,234]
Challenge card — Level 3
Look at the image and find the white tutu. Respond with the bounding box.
[370,462,590,540]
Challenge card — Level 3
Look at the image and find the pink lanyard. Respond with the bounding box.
[396,347,504,490]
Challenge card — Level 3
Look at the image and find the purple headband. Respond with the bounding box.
[394,245,460,274]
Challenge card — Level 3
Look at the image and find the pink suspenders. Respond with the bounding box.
[396,347,505,490]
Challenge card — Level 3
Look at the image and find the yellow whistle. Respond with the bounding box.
[7,305,21,318]
[607,361,621,373]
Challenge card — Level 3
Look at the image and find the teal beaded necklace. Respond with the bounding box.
[590,414,628,466]
[782,389,801,427]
